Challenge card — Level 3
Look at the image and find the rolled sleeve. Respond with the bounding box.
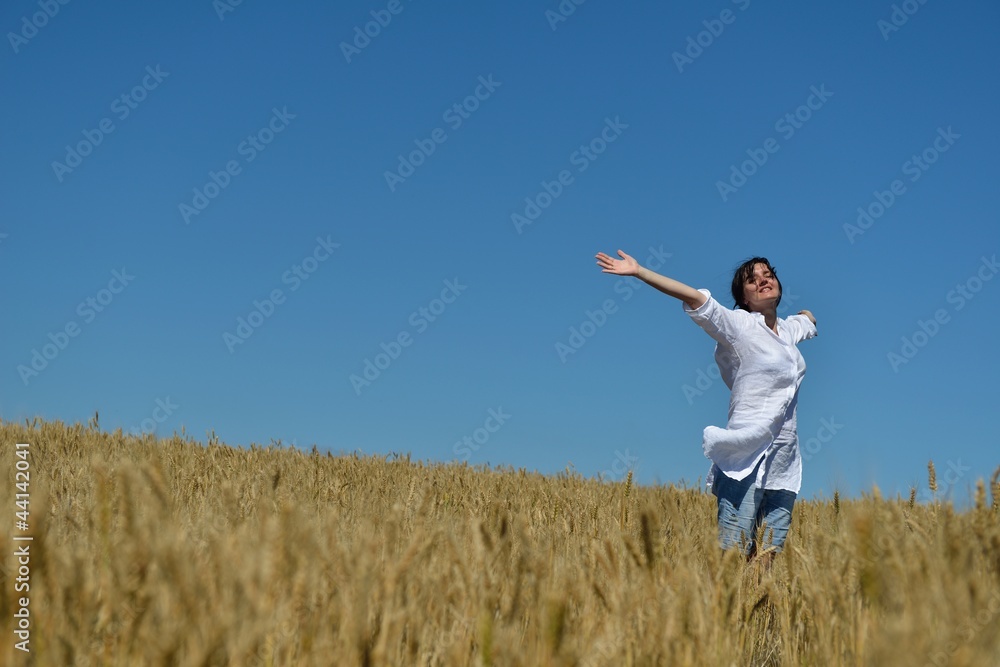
[684,289,749,347]
[784,314,818,344]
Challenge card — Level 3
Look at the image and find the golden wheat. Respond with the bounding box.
[1,418,998,666]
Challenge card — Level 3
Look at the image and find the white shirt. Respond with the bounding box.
[683,289,818,493]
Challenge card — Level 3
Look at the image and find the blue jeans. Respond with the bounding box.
[711,462,796,556]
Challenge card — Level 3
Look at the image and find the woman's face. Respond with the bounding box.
[742,263,781,312]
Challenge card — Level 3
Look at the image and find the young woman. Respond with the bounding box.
[595,249,818,562]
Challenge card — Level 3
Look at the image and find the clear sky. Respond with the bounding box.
[3,0,998,506]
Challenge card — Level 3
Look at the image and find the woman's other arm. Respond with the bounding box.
[595,250,707,309]
[785,309,818,343]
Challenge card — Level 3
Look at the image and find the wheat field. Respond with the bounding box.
[1,417,998,666]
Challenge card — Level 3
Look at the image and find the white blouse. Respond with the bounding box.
[683,289,818,493]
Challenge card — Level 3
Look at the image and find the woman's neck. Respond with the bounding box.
[751,306,778,332]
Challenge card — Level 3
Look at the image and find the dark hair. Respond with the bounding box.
[730,257,782,311]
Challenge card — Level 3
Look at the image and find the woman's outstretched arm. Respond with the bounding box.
[797,309,817,325]
[595,250,707,310]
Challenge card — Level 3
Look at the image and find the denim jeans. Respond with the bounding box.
[711,461,796,555]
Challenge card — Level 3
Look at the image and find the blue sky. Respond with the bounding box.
[3,0,998,505]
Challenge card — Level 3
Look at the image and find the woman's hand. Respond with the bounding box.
[797,309,817,325]
[595,250,640,276]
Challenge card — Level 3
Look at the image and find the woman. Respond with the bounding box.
[595,249,818,563]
